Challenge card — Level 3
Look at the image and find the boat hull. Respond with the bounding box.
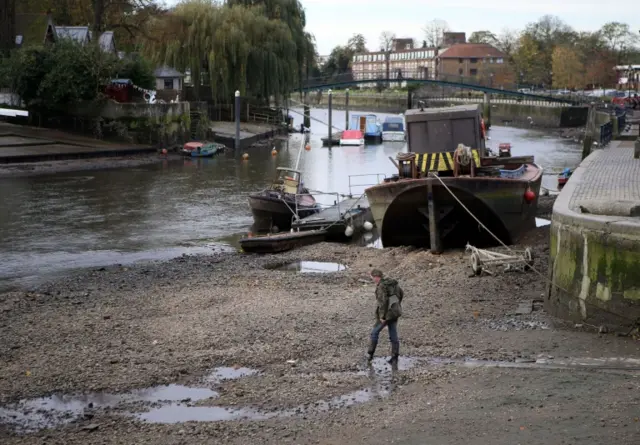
[365,168,542,248]
[248,194,318,232]
[339,138,365,146]
[240,229,327,254]
[381,131,405,142]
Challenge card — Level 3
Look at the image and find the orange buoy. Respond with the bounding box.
[242,153,249,160]
[161,148,168,155]
[524,188,536,203]
[305,143,311,151]
[271,148,277,156]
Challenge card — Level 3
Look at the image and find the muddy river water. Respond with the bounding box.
[0,108,581,291]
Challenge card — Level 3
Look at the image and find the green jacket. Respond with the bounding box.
[375,278,404,321]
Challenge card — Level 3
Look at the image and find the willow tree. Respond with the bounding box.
[144,0,302,103]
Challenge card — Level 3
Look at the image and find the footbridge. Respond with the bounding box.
[301,70,591,105]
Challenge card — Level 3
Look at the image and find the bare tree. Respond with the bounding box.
[495,28,521,62]
[423,19,449,48]
[379,30,396,81]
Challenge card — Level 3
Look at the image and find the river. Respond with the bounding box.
[0,108,582,291]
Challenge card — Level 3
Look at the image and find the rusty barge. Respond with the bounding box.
[364,105,542,251]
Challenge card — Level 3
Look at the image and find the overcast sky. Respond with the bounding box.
[164,0,640,56]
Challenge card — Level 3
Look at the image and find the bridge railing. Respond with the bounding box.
[599,121,613,146]
[301,70,594,104]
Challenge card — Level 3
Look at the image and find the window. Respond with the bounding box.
[163,78,174,89]
[470,69,478,76]
[496,58,504,64]
[458,68,463,75]
[470,58,478,63]
[458,58,463,64]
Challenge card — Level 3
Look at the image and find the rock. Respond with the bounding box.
[81,424,99,432]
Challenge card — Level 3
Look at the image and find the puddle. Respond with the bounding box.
[535,217,551,227]
[4,356,638,432]
[266,261,347,273]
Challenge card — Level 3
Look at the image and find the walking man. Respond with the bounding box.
[367,269,404,366]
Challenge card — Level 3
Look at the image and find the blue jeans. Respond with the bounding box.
[368,319,399,356]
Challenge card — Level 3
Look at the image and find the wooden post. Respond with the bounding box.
[345,88,350,130]
[234,90,240,150]
[407,89,412,110]
[483,92,491,128]
[327,89,333,147]
[303,91,310,129]
[427,179,442,254]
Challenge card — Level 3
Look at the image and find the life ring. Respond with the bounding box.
[480,119,486,139]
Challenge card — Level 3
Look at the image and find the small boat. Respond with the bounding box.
[239,229,327,254]
[381,116,406,141]
[248,167,319,232]
[339,129,365,146]
[498,143,512,157]
[558,167,572,187]
[182,141,225,157]
[349,114,382,141]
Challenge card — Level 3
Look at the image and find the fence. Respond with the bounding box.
[206,102,286,125]
[599,121,613,146]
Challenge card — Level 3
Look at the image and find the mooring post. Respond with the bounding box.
[345,88,350,130]
[427,180,442,254]
[234,90,240,150]
[327,89,333,147]
[407,89,412,110]
[482,92,491,128]
[303,91,311,129]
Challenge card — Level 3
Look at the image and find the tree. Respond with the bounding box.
[512,33,546,85]
[144,0,304,103]
[495,28,520,62]
[600,22,639,63]
[468,30,497,45]
[423,19,449,48]
[379,30,395,82]
[0,0,16,54]
[551,45,584,89]
[347,33,366,53]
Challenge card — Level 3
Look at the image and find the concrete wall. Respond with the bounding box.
[99,100,191,146]
[546,157,640,330]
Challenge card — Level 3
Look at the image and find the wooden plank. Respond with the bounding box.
[481,155,534,166]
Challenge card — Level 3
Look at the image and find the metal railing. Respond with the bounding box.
[291,191,341,229]
[599,121,613,146]
[348,173,387,196]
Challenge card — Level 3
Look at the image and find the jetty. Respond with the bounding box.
[292,195,373,240]
[320,131,341,147]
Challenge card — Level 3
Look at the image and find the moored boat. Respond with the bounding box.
[558,167,572,188]
[248,167,319,232]
[349,114,382,142]
[364,104,542,250]
[498,143,512,157]
[339,129,365,146]
[239,229,327,254]
[381,116,406,142]
[182,141,225,157]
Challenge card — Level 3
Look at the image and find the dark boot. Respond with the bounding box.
[366,340,377,365]
[388,341,400,365]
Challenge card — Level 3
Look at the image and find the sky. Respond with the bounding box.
[164,0,640,56]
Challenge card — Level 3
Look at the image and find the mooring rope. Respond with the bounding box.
[428,171,640,327]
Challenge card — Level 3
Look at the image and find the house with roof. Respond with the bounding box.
[436,43,508,80]
[154,66,184,91]
[14,13,56,48]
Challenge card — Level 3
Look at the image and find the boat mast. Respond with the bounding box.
[293,135,306,171]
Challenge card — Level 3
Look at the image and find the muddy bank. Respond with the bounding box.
[1,224,639,443]
[0,154,163,178]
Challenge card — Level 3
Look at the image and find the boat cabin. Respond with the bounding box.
[349,114,380,136]
[405,104,486,155]
[271,167,303,194]
[382,116,405,133]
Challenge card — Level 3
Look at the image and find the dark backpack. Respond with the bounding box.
[386,282,403,320]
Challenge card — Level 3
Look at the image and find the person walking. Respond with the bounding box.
[367,269,404,366]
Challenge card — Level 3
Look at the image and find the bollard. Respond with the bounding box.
[345,89,350,130]
[635,138,640,159]
[327,89,333,147]
[234,90,240,151]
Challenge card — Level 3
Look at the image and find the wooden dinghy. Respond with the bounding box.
[239,229,327,254]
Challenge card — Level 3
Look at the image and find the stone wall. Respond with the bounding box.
[98,101,191,146]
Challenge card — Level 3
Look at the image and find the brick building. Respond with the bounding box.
[352,38,437,81]
[436,43,510,83]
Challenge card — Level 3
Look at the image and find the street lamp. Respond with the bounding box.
[629,65,632,98]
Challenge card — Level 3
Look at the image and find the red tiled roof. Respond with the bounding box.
[438,44,505,59]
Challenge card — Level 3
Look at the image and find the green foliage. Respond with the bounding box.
[2,39,154,113]
[116,54,155,89]
[144,0,315,103]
